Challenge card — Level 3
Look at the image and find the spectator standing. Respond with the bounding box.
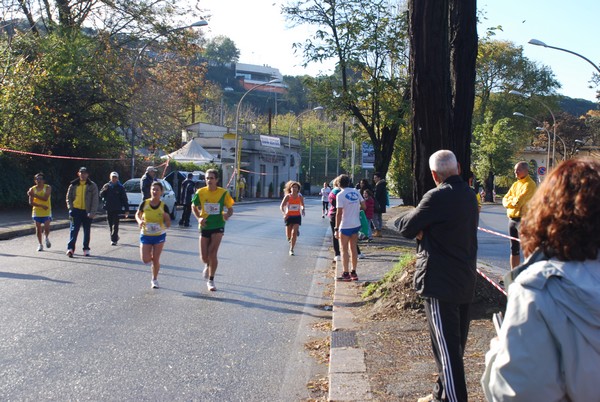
[362,189,375,241]
[319,181,331,218]
[372,172,387,237]
[334,174,365,281]
[482,157,600,401]
[179,173,195,227]
[396,150,478,402]
[66,167,99,257]
[136,181,171,289]
[192,169,234,291]
[100,172,129,245]
[502,161,536,269]
[28,173,52,251]
[141,166,157,200]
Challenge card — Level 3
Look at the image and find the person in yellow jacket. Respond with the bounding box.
[136,181,171,289]
[502,161,537,269]
[28,173,52,252]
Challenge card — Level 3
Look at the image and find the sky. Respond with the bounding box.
[199,0,600,102]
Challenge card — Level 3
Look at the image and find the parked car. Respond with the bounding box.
[123,178,177,220]
[164,170,206,205]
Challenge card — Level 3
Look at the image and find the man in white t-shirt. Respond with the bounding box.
[334,174,365,281]
[319,182,332,218]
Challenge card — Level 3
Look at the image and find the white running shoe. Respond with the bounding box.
[83,250,90,257]
[358,253,365,259]
[66,249,74,258]
[289,248,294,256]
[45,238,51,248]
[37,244,43,252]
[334,255,341,262]
[203,265,209,279]
[151,279,159,289]
[207,280,216,291]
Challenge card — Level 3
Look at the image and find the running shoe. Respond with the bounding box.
[66,249,74,258]
[45,238,51,248]
[151,279,159,289]
[37,244,43,252]
[203,265,209,279]
[337,272,351,282]
[350,271,359,281]
[358,253,365,259]
[207,280,216,291]
[334,255,341,262]
[111,241,117,246]
[83,250,91,257]
[289,248,294,256]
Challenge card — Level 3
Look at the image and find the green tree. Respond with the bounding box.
[475,38,559,125]
[472,114,526,200]
[283,0,410,177]
[204,35,240,64]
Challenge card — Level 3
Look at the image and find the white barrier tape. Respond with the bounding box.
[477,268,507,296]
[478,226,520,242]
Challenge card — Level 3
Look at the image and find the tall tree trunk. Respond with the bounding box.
[449,0,477,181]
[409,0,478,203]
[409,0,451,203]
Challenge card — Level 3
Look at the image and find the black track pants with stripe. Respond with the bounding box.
[423,297,471,402]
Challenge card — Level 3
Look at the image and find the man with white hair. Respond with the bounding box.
[396,150,478,402]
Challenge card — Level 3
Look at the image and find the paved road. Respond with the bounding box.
[0,199,331,400]
[477,203,512,278]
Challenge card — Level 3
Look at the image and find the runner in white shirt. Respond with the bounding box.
[334,174,365,281]
[319,182,331,218]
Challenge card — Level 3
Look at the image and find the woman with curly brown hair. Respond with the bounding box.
[482,157,600,401]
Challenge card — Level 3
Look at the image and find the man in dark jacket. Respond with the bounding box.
[396,150,478,402]
[141,166,157,200]
[100,172,129,245]
[179,173,195,227]
[66,167,99,257]
[372,172,387,237]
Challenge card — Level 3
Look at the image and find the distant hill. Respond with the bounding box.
[559,96,598,116]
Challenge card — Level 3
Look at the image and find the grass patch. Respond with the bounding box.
[362,253,415,299]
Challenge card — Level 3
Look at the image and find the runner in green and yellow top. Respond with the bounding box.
[192,169,234,291]
[136,181,171,289]
[28,172,52,252]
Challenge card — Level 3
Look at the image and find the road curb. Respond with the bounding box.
[328,278,373,401]
[0,216,106,241]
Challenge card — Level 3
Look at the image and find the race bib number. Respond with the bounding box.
[205,203,221,215]
[146,223,161,234]
[288,204,301,211]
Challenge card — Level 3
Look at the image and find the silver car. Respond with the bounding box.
[123,178,177,220]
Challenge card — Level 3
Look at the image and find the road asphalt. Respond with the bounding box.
[0,199,501,401]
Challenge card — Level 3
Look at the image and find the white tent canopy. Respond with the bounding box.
[162,138,215,165]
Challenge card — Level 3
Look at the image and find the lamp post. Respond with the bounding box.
[513,111,551,171]
[537,127,566,161]
[528,39,600,75]
[130,20,208,178]
[233,78,282,201]
[287,106,324,181]
[509,90,557,170]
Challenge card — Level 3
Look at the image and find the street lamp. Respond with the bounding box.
[509,90,557,170]
[130,20,208,178]
[233,78,282,201]
[287,106,324,181]
[528,39,600,75]
[537,127,566,161]
[513,111,551,170]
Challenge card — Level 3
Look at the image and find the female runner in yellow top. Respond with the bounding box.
[192,169,234,291]
[136,181,171,289]
[28,173,52,252]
